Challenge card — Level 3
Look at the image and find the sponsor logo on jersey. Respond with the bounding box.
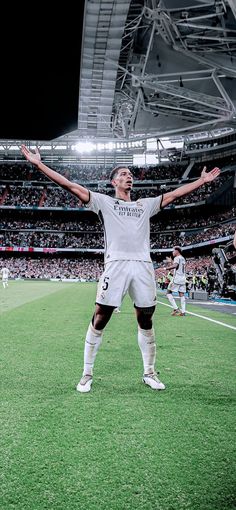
[113,203,144,218]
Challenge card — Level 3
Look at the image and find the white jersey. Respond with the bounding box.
[87,191,163,263]
[1,267,9,279]
[173,255,186,285]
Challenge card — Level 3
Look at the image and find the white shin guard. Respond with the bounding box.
[138,327,156,375]
[167,293,178,310]
[83,323,103,376]
[180,296,186,313]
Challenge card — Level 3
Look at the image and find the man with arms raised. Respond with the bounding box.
[21,145,220,392]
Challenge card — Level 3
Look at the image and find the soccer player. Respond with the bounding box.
[21,145,220,392]
[1,267,10,288]
[165,247,186,316]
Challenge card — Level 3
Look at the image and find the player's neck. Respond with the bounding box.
[115,190,131,202]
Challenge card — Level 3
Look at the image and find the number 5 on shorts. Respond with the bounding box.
[102,276,109,291]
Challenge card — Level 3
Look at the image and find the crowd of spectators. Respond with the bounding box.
[0,255,214,281]
[151,207,236,230]
[150,223,235,249]
[0,257,103,280]
[1,170,233,208]
[189,154,236,177]
[1,207,235,232]
[0,162,185,183]
[0,158,235,285]
[0,223,234,249]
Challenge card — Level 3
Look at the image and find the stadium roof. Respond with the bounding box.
[0,0,236,143]
[72,0,236,142]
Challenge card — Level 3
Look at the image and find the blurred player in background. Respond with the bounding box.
[1,266,10,288]
[165,247,186,316]
[21,145,220,393]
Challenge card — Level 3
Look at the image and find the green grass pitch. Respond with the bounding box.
[0,281,235,510]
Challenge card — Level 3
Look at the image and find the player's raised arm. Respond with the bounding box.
[21,145,90,203]
[161,166,220,208]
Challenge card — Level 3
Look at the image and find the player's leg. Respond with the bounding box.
[76,303,114,393]
[83,302,114,376]
[77,261,129,393]
[135,306,165,390]
[130,262,165,390]
[166,284,180,315]
[179,291,186,315]
[135,305,156,374]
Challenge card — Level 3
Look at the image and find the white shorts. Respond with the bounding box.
[167,281,186,294]
[96,260,157,308]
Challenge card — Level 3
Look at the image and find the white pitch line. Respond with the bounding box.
[190,301,236,307]
[157,300,236,331]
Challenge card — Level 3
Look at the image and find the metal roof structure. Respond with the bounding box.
[72,0,236,141]
[1,0,236,158]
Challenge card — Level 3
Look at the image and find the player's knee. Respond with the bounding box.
[136,306,155,329]
[138,316,153,329]
[92,304,114,330]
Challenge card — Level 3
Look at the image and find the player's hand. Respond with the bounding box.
[21,145,41,165]
[200,166,221,183]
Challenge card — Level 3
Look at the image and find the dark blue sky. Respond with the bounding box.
[0,2,85,141]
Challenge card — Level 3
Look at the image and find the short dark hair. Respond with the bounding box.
[174,246,182,254]
[109,166,129,181]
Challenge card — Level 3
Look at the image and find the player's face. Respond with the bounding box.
[113,168,133,190]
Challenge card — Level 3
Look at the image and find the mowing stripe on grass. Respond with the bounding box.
[0,280,76,315]
[157,300,236,331]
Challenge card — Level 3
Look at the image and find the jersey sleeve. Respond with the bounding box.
[85,191,107,215]
[143,195,163,217]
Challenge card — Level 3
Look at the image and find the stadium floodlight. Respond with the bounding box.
[9,145,23,151]
[97,143,105,151]
[105,142,115,151]
[73,142,96,153]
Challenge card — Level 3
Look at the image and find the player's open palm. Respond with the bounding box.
[201,165,221,183]
[21,145,41,165]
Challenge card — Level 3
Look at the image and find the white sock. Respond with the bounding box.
[83,323,103,376]
[167,293,178,310]
[138,327,156,375]
[180,296,186,313]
